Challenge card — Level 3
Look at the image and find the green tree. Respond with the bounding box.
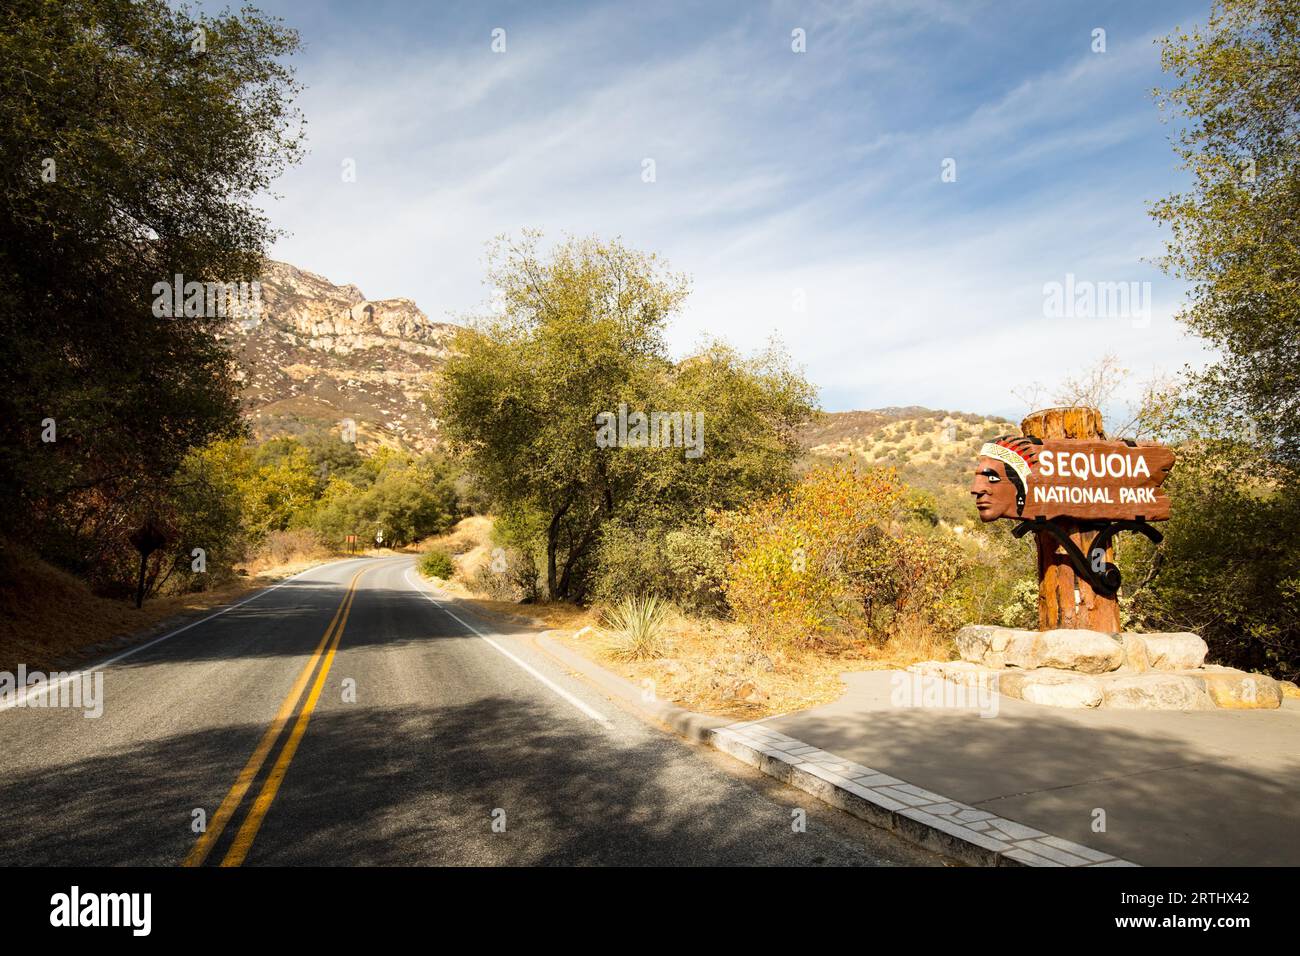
[1137,0,1300,680]
[0,0,304,577]
[303,450,460,548]
[245,442,319,536]
[435,233,685,599]
[436,233,816,600]
[160,440,251,592]
[651,340,818,521]
[1152,0,1300,457]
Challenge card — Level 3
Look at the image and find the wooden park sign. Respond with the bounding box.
[970,407,1175,632]
[972,437,1174,522]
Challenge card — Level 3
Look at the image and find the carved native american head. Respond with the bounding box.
[970,435,1041,521]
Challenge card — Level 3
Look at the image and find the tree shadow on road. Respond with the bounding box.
[0,695,927,866]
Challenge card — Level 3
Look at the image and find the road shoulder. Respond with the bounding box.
[434,584,1128,868]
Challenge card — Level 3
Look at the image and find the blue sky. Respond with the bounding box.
[249,0,1216,420]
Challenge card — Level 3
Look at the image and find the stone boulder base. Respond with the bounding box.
[954,625,1039,669]
[1101,675,1214,711]
[1190,666,1285,709]
[1119,633,1151,672]
[1139,633,1209,670]
[954,626,1208,674]
[1014,671,1105,709]
[905,659,1283,711]
[1037,629,1124,674]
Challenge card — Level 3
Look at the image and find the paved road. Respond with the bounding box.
[0,557,943,866]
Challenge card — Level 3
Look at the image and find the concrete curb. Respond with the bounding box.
[533,633,1137,868]
[711,721,1136,868]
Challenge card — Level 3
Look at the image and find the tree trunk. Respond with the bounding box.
[546,501,570,599]
[546,517,560,599]
[1020,406,1122,632]
[135,552,148,609]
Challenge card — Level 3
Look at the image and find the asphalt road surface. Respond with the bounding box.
[0,557,944,866]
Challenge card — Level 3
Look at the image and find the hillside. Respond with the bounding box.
[220,260,460,451]
[800,408,1018,505]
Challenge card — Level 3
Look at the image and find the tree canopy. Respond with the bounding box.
[1151,0,1300,460]
[436,233,817,600]
[0,0,304,572]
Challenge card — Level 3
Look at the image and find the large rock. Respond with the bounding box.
[1017,670,1103,708]
[1185,667,1283,710]
[220,259,460,454]
[1037,629,1124,674]
[905,660,999,689]
[1128,632,1208,670]
[954,625,1039,668]
[1118,633,1151,673]
[1102,674,1215,711]
[953,625,998,663]
[993,670,1030,699]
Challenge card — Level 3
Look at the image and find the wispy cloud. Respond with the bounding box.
[255,0,1211,418]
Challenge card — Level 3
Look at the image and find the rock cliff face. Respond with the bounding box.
[218,260,459,452]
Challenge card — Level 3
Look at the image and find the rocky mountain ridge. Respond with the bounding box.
[219,260,459,451]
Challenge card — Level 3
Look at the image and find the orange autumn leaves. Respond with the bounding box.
[715,464,968,649]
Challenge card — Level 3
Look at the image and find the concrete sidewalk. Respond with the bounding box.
[760,671,1300,866]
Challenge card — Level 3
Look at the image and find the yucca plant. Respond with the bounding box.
[602,595,672,661]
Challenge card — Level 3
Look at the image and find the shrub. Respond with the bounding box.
[419,549,456,580]
[663,524,730,615]
[998,577,1040,628]
[892,528,970,633]
[716,463,972,649]
[901,488,940,526]
[602,595,672,661]
[589,522,674,606]
[471,547,540,602]
[590,520,730,615]
[252,529,331,567]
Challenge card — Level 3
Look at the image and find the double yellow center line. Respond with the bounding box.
[183,565,368,867]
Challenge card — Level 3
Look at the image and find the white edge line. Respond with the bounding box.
[0,557,368,713]
[404,566,611,726]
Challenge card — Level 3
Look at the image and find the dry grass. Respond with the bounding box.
[0,538,340,674]
[805,412,1010,467]
[541,603,958,719]
[241,528,335,576]
[414,516,495,596]
[415,515,493,559]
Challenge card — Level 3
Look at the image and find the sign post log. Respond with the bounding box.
[1019,407,1118,632]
